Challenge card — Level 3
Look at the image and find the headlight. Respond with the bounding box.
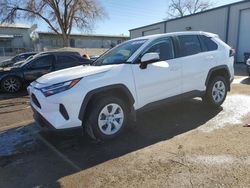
[41,78,81,97]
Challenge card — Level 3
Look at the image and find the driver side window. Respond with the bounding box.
[144,38,174,61]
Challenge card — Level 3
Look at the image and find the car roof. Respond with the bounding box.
[37,51,80,56]
[131,31,218,41]
[17,52,37,56]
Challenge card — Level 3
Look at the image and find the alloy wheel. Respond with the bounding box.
[212,80,226,103]
[98,103,124,136]
[3,77,21,93]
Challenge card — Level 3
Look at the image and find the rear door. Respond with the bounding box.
[23,55,54,82]
[176,35,213,93]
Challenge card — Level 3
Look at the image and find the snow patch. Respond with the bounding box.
[199,95,250,132]
[187,155,250,166]
[187,155,235,165]
[232,77,249,84]
[0,125,39,157]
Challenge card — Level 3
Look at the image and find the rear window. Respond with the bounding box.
[200,35,218,51]
[178,35,202,57]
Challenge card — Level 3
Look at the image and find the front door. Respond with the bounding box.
[23,55,54,82]
[132,37,182,109]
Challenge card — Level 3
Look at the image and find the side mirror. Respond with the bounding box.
[140,53,160,69]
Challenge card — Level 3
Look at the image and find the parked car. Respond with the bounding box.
[12,51,83,68]
[0,52,37,68]
[28,31,234,140]
[246,58,250,76]
[0,51,92,93]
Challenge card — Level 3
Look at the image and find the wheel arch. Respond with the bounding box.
[0,74,23,83]
[205,65,231,91]
[78,84,136,123]
[0,74,23,87]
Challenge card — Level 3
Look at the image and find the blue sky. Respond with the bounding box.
[35,0,242,36]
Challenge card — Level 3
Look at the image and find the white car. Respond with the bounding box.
[28,31,234,140]
[247,58,250,76]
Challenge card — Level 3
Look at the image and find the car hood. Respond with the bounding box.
[36,65,114,86]
[0,66,20,73]
[0,59,12,67]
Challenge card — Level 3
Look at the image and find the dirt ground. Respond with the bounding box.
[0,64,249,188]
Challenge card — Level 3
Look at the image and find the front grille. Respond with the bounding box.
[32,94,41,109]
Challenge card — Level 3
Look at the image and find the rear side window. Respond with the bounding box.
[200,35,218,51]
[55,55,81,70]
[178,35,202,57]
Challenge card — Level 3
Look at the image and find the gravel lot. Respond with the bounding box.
[0,64,249,188]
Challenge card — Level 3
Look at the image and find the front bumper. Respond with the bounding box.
[32,104,83,135]
[32,105,56,130]
[28,84,84,131]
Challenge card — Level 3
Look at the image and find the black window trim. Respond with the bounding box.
[133,36,177,64]
[197,35,208,52]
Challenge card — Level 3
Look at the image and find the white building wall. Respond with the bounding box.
[130,22,165,39]
[227,2,250,62]
[166,7,228,41]
[0,27,32,49]
[129,1,250,62]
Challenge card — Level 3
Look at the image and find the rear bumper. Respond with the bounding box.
[32,106,83,136]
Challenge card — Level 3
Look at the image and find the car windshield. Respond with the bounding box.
[20,53,42,68]
[93,39,147,66]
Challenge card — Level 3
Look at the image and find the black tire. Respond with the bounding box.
[1,76,22,93]
[85,96,128,141]
[202,76,228,108]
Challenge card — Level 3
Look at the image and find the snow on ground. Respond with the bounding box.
[186,155,250,166]
[199,95,250,132]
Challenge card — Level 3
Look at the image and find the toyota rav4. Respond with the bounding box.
[28,31,234,140]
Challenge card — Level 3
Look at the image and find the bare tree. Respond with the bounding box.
[167,0,213,19]
[0,0,106,46]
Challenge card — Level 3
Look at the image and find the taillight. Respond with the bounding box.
[229,48,235,57]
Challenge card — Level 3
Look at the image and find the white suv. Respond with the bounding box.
[28,31,234,140]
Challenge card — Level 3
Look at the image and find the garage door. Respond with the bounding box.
[237,9,250,62]
[143,28,161,36]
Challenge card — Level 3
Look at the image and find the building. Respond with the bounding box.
[0,23,33,56]
[130,0,250,62]
[36,32,128,50]
[0,23,129,58]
